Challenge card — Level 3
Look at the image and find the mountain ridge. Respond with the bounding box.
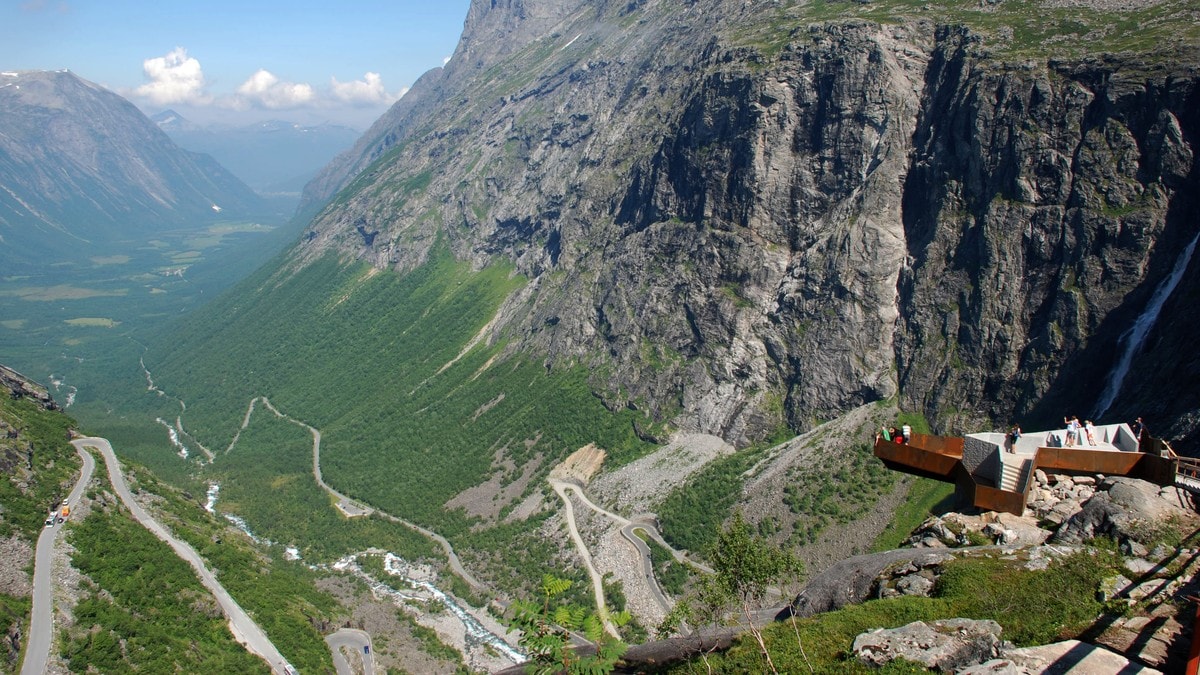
[285,1,1200,448]
[0,70,267,270]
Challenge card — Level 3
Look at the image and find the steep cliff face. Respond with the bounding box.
[897,36,1200,444]
[294,0,1200,448]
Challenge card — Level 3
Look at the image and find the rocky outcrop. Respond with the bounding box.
[1052,476,1200,546]
[289,0,1200,449]
[791,548,965,618]
[897,41,1200,442]
[962,640,1164,674]
[853,618,1005,672]
[0,365,56,411]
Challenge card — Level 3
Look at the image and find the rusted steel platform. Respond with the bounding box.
[873,428,1179,516]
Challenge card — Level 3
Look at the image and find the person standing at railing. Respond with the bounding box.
[1006,425,1021,453]
[1131,416,1147,443]
[1065,416,1080,447]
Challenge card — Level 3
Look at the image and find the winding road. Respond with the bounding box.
[233,396,489,596]
[72,437,295,674]
[325,628,374,675]
[22,444,93,675]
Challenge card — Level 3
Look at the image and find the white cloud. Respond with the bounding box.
[233,69,316,109]
[135,47,209,105]
[330,72,403,106]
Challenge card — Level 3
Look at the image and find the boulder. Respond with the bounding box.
[792,549,956,618]
[852,618,1003,672]
[1052,477,1199,546]
[1097,574,1133,602]
[895,573,935,597]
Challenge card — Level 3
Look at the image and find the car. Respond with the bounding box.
[44,518,54,528]
[363,645,370,655]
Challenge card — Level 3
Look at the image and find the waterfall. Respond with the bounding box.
[1094,232,1199,419]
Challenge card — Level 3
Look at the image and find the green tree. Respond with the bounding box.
[510,574,629,674]
[661,513,803,674]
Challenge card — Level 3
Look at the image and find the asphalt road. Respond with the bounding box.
[21,444,94,675]
[72,437,295,674]
[325,628,374,675]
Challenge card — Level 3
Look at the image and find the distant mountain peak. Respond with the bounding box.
[0,71,266,268]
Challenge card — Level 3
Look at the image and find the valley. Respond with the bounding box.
[3,0,1200,672]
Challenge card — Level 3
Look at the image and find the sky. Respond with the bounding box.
[1,0,473,130]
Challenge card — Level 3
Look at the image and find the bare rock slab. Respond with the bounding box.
[962,639,1164,674]
[852,618,1003,671]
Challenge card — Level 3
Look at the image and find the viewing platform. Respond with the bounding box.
[874,423,1186,516]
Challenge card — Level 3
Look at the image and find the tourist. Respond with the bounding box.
[879,426,892,442]
[1007,424,1021,453]
[1084,420,1097,445]
[1131,416,1147,441]
[901,423,912,443]
[1065,416,1079,447]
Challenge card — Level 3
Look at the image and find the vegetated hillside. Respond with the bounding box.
[291,0,1200,449]
[0,366,347,673]
[0,71,269,271]
[131,0,1200,603]
[0,366,77,672]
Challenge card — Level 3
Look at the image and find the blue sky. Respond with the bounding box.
[2,1,472,129]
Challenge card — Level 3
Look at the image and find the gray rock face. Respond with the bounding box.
[1052,476,1199,546]
[293,0,1200,448]
[853,618,1004,672]
[792,548,957,617]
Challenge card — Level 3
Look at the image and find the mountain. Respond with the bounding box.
[151,110,360,195]
[102,0,1200,663]
[0,71,267,270]
[289,0,1200,450]
[124,0,1200,589]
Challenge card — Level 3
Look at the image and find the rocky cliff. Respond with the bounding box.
[295,0,1200,449]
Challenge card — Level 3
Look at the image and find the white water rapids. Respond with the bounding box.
[1094,232,1199,418]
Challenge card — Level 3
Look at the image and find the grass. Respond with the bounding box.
[871,478,957,552]
[664,545,1126,672]
[727,0,1200,60]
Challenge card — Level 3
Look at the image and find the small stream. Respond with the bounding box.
[333,551,524,665]
[155,418,189,459]
[383,553,524,662]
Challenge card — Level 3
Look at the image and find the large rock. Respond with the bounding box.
[852,618,1004,671]
[791,549,957,618]
[1052,477,1199,546]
